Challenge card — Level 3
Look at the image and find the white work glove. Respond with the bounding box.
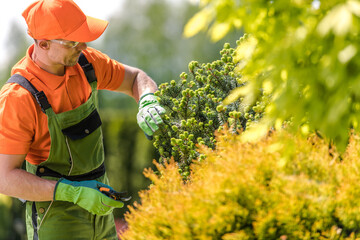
[136,93,165,139]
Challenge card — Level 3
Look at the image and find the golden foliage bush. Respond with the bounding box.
[121,129,360,239]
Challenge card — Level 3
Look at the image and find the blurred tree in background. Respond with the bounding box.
[0,21,31,86]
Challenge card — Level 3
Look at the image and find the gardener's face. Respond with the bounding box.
[48,39,87,67]
[32,39,88,76]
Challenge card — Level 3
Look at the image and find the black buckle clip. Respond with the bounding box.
[34,91,51,113]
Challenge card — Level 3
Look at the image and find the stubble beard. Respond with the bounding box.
[64,52,81,67]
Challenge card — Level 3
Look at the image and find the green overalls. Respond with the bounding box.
[8,54,118,240]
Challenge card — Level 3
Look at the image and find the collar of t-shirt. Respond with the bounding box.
[11,44,79,90]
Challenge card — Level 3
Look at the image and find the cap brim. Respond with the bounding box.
[64,16,108,42]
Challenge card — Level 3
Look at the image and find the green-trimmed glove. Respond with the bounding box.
[137,93,165,137]
[54,178,124,216]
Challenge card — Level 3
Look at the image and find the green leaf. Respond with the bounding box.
[209,22,232,42]
[317,4,353,36]
[183,8,213,38]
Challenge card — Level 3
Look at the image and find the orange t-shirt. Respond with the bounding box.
[0,45,125,164]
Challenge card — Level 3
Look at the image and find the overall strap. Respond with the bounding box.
[7,74,51,113]
[78,52,97,84]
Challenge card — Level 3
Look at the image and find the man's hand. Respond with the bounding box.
[137,93,165,138]
[54,178,124,215]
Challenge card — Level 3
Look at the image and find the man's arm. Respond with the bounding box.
[114,64,166,137]
[115,64,158,102]
[0,154,56,201]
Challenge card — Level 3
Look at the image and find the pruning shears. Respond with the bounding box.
[98,186,132,202]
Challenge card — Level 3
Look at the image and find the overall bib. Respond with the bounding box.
[8,55,118,240]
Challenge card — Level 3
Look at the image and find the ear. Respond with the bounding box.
[38,40,50,50]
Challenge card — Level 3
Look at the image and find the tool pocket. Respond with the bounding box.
[61,109,102,140]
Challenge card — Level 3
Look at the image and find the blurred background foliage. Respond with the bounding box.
[96,0,241,110]
[0,0,242,239]
[184,0,360,152]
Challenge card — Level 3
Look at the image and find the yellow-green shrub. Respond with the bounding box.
[121,129,360,239]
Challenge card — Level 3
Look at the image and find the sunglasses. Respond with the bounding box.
[50,39,81,48]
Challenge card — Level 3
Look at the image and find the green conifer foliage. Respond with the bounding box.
[153,40,267,177]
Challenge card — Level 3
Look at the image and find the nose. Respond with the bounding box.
[77,42,87,50]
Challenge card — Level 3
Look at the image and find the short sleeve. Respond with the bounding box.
[0,83,38,154]
[82,48,125,91]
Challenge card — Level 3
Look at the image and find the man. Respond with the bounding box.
[0,0,165,239]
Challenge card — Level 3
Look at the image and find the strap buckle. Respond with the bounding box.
[34,91,51,113]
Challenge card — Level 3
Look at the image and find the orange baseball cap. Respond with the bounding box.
[22,0,109,42]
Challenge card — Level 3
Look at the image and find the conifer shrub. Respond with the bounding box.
[121,129,360,239]
[153,40,267,177]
